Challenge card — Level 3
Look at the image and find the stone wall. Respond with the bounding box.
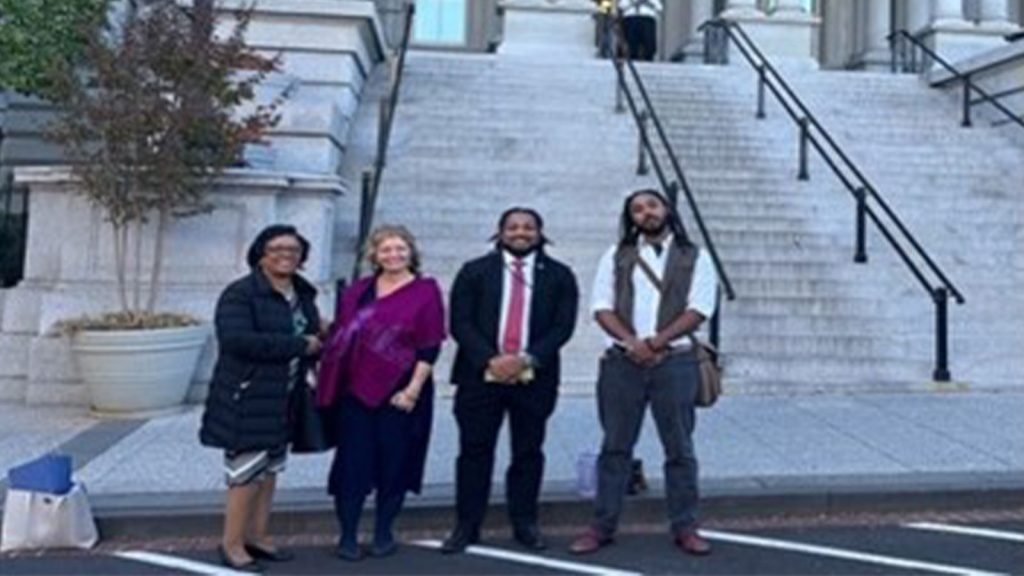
[0,0,388,407]
[0,168,343,406]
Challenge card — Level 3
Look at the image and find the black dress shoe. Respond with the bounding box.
[245,543,296,562]
[217,546,264,573]
[513,525,548,551]
[440,524,480,554]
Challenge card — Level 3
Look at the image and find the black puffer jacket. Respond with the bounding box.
[199,271,320,452]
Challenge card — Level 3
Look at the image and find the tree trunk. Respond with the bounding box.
[132,218,144,314]
[146,206,169,315]
[113,221,129,314]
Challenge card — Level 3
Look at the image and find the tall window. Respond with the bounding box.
[413,0,467,45]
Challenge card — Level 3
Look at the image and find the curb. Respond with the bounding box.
[85,471,1024,541]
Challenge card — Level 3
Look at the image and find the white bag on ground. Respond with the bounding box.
[576,452,599,499]
[1,483,99,552]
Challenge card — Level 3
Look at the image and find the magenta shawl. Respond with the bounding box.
[317,276,446,408]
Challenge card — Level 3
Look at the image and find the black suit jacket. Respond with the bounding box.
[449,250,579,387]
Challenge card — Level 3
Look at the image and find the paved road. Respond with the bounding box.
[3,514,1022,575]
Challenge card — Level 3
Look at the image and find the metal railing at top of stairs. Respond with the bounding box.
[607,19,736,351]
[889,30,1024,131]
[351,1,415,281]
[701,18,965,382]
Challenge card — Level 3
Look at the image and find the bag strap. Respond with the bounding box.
[634,255,664,295]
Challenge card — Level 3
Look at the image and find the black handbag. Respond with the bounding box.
[288,378,333,454]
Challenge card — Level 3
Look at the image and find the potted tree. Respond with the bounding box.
[26,0,284,416]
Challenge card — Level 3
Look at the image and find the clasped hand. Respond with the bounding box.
[487,354,529,384]
[625,337,665,367]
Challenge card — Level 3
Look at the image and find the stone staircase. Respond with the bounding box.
[643,64,1024,392]
[335,51,1024,395]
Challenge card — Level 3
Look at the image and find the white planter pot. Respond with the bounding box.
[71,324,209,418]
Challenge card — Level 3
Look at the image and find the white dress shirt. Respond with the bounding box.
[498,250,535,353]
[618,0,663,18]
[590,235,717,347]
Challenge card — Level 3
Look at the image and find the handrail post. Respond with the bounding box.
[756,64,767,119]
[933,287,951,382]
[710,304,721,350]
[910,39,918,73]
[666,180,679,207]
[637,109,650,175]
[353,169,375,279]
[378,95,392,166]
[854,186,868,263]
[961,78,973,127]
[615,69,626,113]
[334,277,348,318]
[889,34,897,74]
[797,117,809,181]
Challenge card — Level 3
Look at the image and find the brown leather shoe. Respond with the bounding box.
[675,530,712,556]
[568,528,613,555]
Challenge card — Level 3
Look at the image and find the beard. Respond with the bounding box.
[637,219,668,237]
[500,241,539,258]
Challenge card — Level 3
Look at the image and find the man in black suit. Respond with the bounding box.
[441,207,579,554]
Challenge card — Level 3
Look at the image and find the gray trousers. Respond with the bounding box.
[593,350,700,536]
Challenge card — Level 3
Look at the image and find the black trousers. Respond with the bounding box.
[452,381,558,529]
[622,15,657,61]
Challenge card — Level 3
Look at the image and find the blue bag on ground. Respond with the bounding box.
[7,454,73,495]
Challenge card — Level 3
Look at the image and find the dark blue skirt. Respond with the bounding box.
[327,379,434,499]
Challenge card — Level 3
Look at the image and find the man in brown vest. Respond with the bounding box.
[570,189,717,556]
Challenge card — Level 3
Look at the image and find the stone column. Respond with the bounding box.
[498,0,595,58]
[931,0,970,28]
[979,0,1020,31]
[856,0,894,69]
[905,0,932,34]
[681,0,716,61]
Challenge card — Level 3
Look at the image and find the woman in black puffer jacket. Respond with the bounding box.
[200,224,322,572]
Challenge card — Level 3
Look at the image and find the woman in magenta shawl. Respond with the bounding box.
[317,225,446,560]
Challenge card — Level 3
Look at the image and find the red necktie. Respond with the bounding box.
[502,258,526,354]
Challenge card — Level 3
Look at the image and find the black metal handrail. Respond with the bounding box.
[703,19,964,381]
[608,21,736,350]
[1,126,29,288]
[889,30,1024,131]
[351,1,415,280]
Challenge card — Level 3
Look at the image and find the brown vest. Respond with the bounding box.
[613,241,697,334]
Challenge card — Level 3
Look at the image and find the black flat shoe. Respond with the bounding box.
[217,546,264,573]
[370,540,399,557]
[245,543,295,562]
[336,541,365,561]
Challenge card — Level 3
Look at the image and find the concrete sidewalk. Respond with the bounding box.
[2,389,1023,539]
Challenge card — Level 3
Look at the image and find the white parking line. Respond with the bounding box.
[905,522,1024,544]
[700,529,1007,576]
[114,551,249,576]
[412,539,643,576]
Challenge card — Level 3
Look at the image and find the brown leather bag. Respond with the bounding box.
[689,335,722,408]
